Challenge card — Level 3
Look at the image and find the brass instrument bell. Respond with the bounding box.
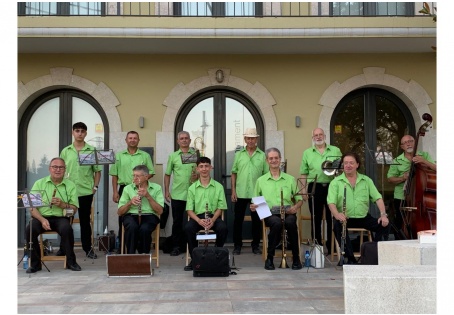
[321,159,342,176]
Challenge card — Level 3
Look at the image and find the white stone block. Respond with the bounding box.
[378,240,436,266]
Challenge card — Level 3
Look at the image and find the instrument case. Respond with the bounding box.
[359,241,378,265]
[192,247,230,277]
[106,254,153,277]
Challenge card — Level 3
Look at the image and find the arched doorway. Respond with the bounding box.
[17,89,110,246]
[175,88,264,242]
[330,88,414,222]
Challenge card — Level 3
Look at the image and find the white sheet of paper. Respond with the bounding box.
[251,196,272,220]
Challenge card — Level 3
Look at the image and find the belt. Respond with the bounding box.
[315,182,329,187]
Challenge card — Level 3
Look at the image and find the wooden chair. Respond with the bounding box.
[330,228,372,262]
[121,219,160,268]
[262,211,302,262]
[39,231,67,269]
[185,212,225,266]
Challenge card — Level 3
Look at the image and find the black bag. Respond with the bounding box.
[359,241,378,265]
[192,247,230,277]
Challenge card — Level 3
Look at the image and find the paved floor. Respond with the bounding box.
[17,244,345,314]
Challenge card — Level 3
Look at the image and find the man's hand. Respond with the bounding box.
[41,219,51,231]
[378,216,389,227]
[113,192,120,203]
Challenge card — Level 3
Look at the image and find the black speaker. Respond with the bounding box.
[98,234,115,252]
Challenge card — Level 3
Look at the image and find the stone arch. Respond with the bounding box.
[318,67,436,159]
[155,68,283,165]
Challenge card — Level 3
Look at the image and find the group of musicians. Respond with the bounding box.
[24,122,436,273]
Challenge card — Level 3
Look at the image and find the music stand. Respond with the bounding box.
[295,175,333,271]
[18,190,50,276]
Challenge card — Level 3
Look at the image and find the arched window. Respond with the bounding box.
[18,89,109,246]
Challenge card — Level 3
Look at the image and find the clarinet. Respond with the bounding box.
[278,188,289,268]
[137,179,142,225]
[340,184,347,266]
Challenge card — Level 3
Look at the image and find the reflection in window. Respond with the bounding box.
[180,2,256,16]
[331,2,413,16]
[22,2,103,15]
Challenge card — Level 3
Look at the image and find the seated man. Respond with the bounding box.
[251,148,303,270]
[25,157,81,273]
[184,157,228,271]
[327,152,390,265]
[117,165,163,254]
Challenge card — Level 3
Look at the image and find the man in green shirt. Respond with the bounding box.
[231,128,268,255]
[60,122,101,259]
[328,152,389,265]
[117,165,163,254]
[387,134,436,238]
[299,128,342,255]
[164,131,198,256]
[183,157,227,271]
[251,148,303,270]
[110,130,155,252]
[25,157,81,273]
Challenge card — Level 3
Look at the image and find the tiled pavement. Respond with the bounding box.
[17,244,345,314]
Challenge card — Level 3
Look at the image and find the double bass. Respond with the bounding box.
[402,113,437,239]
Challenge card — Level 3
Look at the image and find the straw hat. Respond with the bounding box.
[243,128,259,137]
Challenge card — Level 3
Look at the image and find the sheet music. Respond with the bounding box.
[251,196,272,220]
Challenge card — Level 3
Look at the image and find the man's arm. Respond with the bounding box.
[112,175,119,203]
[231,173,237,202]
[93,171,101,194]
[164,174,171,202]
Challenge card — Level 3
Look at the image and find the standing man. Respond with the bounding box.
[110,130,155,252]
[164,131,198,256]
[25,157,81,273]
[231,128,268,255]
[60,122,101,259]
[328,152,389,265]
[251,148,303,270]
[184,157,228,271]
[387,135,436,237]
[299,128,342,255]
[117,165,163,254]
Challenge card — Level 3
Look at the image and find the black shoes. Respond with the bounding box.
[26,265,42,274]
[170,248,180,256]
[292,258,303,270]
[56,249,65,256]
[252,247,262,255]
[67,262,82,271]
[184,261,193,271]
[264,258,275,270]
[233,247,241,255]
[86,251,97,259]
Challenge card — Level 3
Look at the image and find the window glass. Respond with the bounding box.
[70,2,102,15]
[180,2,255,16]
[25,2,57,15]
[225,2,255,16]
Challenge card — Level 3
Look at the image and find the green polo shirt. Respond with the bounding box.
[327,172,382,219]
[254,172,302,209]
[186,178,227,215]
[387,151,434,200]
[109,149,155,185]
[30,176,79,217]
[60,143,102,197]
[118,182,164,216]
[299,144,342,184]
[231,147,268,199]
[165,148,198,201]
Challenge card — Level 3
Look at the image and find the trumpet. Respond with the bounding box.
[322,159,342,176]
[278,188,289,269]
[339,184,347,266]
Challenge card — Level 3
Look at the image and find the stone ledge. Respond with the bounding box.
[378,240,436,265]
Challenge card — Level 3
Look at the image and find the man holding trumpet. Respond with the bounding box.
[251,148,303,270]
[327,152,389,265]
[25,157,81,273]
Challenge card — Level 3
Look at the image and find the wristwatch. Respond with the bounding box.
[380,212,388,217]
[93,185,98,191]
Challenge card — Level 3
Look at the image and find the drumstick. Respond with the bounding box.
[49,189,57,208]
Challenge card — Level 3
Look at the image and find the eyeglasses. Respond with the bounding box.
[50,166,66,170]
[400,140,414,145]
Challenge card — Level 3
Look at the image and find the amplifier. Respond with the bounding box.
[98,235,115,252]
[106,254,153,277]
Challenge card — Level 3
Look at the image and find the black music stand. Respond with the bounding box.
[18,190,51,276]
[295,175,333,271]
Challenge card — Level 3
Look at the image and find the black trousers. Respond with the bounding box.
[307,182,332,251]
[170,199,188,251]
[78,194,94,253]
[333,213,389,258]
[233,198,262,248]
[117,185,126,250]
[185,214,227,259]
[123,214,160,254]
[26,216,77,268]
[264,213,299,259]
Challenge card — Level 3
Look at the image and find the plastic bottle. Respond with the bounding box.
[23,253,29,269]
[115,236,120,250]
[304,250,311,267]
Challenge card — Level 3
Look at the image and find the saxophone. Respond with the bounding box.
[278,188,289,268]
[339,184,347,266]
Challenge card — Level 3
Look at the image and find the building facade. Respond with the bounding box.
[17,2,437,245]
